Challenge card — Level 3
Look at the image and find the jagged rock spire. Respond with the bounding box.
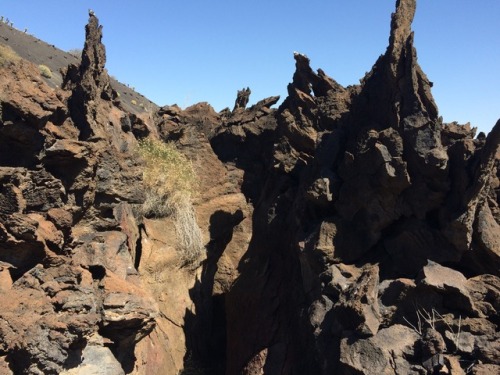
[233,87,251,112]
[79,12,113,101]
[357,0,437,130]
[389,0,416,59]
[62,12,115,139]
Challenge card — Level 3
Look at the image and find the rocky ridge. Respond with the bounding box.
[0,0,499,374]
[0,13,158,375]
[223,0,499,373]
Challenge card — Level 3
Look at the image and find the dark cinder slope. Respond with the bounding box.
[0,21,157,115]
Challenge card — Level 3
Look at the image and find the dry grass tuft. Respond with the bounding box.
[138,138,204,266]
[38,64,52,78]
[0,43,21,66]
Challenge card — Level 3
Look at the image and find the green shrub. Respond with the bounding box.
[0,43,20,66]
[39,64,52,78]
[138,138,204,265]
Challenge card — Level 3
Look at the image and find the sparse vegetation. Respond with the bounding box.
[38,64,52,78]
[138,138,204,266]
[131,99,137,105]
[404,305,462,352]
[0,43,20,66]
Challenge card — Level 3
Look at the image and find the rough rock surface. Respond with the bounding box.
[0,14,157,375]
[223,0,500,373]
[0,1,499,374]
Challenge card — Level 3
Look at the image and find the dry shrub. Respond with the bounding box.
[138,138,204,266]
[38,64,52,78]
[0,43,20,66]
[139,138,196,216]
[173,194,204,266]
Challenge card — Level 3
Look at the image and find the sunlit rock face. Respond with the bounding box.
[0,1,498,374]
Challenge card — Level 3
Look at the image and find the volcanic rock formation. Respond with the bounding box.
[0,0,498,374]
[0,14,157,375]
[222,0,500,373]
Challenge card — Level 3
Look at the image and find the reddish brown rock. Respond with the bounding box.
[1,0,499,374]
[0,12,158,374]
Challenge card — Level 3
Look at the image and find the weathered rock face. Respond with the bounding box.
[224,0,500,373]
[0,1,499,374]
[0,12,273,374]
[0,14,157,374]
[62,13,117,141]
[150,92,279,373]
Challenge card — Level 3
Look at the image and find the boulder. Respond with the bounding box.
[418,261,477,315]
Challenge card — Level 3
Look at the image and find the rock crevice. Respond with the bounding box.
[0,1,498,374]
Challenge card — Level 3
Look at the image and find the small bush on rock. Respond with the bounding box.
[38,64,52,78]
[138,138,204,266]
[0,43,20,66]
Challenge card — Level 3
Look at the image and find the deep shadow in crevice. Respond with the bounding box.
[209,128,276,203]
[183,209,244,374]
[88,264,106,280]
[98,325,140,374]
[134,223,144,270]
[6,348,32,374]
[62,338,87,370]
[0,102,46,169]
[1,242,45,282]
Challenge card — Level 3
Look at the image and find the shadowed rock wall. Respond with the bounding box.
[0,1,498,374]
[223,0,500,373]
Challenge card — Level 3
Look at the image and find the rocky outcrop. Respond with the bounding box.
[0,13,157,374]
[62,13,117,140]
[233,87,251,112]
[224,0,500,373]
[0,1,498,374]
[212,93,279,201]
[1,12,276,374]
[149,90,279,373]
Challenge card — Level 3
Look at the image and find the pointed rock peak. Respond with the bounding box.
[354,0,439,129]
[293,52,311,71]
[291,52,315,94]
[233,87,251,112]
[61,11,116,140]
[81,12,107,80]
[62,11,114,102]
[389,0,416,52]
[289,52,344,98]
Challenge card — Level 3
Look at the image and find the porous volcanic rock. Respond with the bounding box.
[145,87,279,373]
[0,13,157,374]
[0,0,498,374]
[224,0,500,373]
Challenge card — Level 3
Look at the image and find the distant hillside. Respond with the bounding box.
[0,20,157,115]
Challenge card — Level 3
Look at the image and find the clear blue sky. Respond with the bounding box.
[2,1,499,134]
